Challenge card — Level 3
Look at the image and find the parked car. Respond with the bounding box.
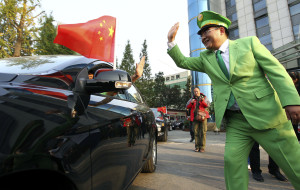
[173,120,184,130]
[150,108,168,142]
[0,55,157,190]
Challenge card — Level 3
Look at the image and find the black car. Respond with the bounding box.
[150,108,167,142]
[0,55,157,189]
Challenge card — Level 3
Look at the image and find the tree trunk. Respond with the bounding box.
[13,35,22,57]
[13,0,26,57]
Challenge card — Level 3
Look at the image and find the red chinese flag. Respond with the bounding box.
[54,16,116,62]
[157,106,167,114]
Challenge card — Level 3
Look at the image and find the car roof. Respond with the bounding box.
[0,55,112,75]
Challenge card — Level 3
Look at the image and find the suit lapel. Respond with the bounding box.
[229,40,239,79]
[206,50,228,81]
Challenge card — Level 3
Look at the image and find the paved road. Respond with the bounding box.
[129,130,294,190]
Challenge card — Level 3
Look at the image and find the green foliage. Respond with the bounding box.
[181,75,192,108]
[0,0,44,57]
[34,13,75,55]
[151,72,168,107]
[119,40,135,76]
[166,85,182,109]
[139,39,151,80]
[134,39,154,106]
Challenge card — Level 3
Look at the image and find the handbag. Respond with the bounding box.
[195,110,206,121]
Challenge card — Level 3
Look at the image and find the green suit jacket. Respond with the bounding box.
[168,36,300,129]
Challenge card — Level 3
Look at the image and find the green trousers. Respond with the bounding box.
[224,111,300,190]
[193,119,207,150]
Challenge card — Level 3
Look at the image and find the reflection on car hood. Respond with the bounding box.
[156,118,164,122]
[0,55,111,75]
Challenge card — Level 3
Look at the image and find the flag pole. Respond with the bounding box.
[113,18,117,70]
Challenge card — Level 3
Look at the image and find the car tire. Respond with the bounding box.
[141,138,157,173]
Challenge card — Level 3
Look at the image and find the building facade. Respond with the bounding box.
[223,0,300,70]
[187,0,300,101]
[164,70,191,93]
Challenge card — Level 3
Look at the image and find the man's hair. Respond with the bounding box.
[223,27,229,37]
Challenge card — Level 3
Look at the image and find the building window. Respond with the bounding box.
[289,2,300,40]
[166,77,170,81]
[226,0,239,39]
[226,0,238,22]
[255,16,269,28]
[253,0,266,12]
[176,75,180,79]
[226,0,236,7]
[253,0,273,51]
[255,16,272,50]
[229,27,239,40]
[171,76,174,80]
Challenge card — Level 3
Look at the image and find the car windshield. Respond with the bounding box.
[0,55,107,75]
[151,108,163,119]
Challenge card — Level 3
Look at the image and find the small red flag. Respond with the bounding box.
[157,106,167,114]
[54,16,116,62]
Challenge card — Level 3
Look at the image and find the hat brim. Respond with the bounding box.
[197,24,219,35]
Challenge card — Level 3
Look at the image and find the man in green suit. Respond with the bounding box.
[167,10,300,190]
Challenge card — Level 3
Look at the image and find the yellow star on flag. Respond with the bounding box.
[108,26,114,37]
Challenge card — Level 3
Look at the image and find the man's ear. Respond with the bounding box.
[220,27,226,35]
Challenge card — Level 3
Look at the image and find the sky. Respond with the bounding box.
[40,0,191,76]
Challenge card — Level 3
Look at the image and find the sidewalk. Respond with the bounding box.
[130,130,294,190]
[168,130,294,190]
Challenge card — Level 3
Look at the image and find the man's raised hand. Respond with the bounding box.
[168,22,180,43]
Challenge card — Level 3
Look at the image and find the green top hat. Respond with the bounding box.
[197,10,231,35]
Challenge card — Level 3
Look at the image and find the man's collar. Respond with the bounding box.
[219,39,229,53]
[214,39,229,53]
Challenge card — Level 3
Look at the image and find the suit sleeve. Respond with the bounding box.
[251,36,300,107]
[167,45,206,72]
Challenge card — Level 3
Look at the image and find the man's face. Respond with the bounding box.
[200,27,222,50]
[193,88,200,97]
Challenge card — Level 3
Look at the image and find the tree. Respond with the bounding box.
[0,0,44,57]
[139,39,151,80]
[119,40,135,76]
[181,75,192,108]
[34,13,75,55]
[152,72,167,107]
[166,85,182,109]
[135,39,154,106]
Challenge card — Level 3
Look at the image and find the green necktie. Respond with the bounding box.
[216,50,235,109]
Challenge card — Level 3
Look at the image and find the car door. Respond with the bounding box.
[0,71,94,190]
[88,85,152,190]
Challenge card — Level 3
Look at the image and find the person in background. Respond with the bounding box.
[167,10,300,189]
[249,141,287,182]
[288,71,300,141]
[186,107,194,142]
[187,87,209,152]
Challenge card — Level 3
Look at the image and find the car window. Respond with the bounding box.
[97,85,143,104]
[150,108,163,119]
[125,85,143,103]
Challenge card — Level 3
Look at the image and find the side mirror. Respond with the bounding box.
[85,69,132,93]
